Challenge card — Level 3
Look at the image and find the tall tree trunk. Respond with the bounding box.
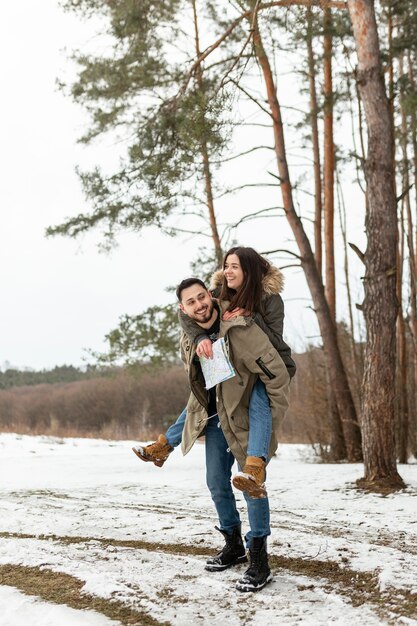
[397,60,410,464]
[397,196,408,463]
[406,52,417,460]
[251,14,361,461]
[323,7,336,321]
[408,337,417,458]
[307,6,323,278]
[192,0,223,267]
[336,169,361,411]
[323,6,344,460]
[407,53,417,356]
[347,0,404,489]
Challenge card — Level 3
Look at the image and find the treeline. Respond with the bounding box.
[2,334,415,456]
[0,365,112,390]
[289,329,415,459]
[0,368,188,440]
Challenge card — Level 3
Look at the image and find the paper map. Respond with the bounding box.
[199,337,235,389]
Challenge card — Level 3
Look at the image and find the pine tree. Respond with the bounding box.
[48,0,229,257]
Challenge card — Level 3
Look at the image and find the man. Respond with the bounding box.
[137,278,291,592]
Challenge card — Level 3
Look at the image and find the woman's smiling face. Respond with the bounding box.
[224,253,245,291]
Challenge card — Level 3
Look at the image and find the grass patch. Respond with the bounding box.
[157,586,189,604]
[1,531,417,620]
[0,563,169,626]
[270,555,417,618]
[0,531,214,557]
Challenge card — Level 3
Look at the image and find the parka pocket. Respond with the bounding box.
[231,408,249,431]
[256,355,276,380]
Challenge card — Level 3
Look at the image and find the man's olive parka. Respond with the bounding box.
[180,300,291,469]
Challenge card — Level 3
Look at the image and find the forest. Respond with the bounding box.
[2,0,417,493]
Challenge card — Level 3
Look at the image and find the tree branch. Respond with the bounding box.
[228,78,273,117]
[257,1,347,9]
[261,248,302,259]
[224,206,286,231]
[278,263,303,270]
[219,0,261,89]
[162,226,213,238]
[348,242,365,264]
[205,54,252,71]
[177,1,347,98]
[211,145,274,164]
[214,182,279,199]
[396,184,413,204]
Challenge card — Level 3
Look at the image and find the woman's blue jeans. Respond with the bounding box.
[165,407,188,448]
[246,379,272,460]
[165,379,272,460]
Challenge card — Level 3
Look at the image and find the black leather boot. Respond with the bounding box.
[205,526,247,571]
[235,536,272,591]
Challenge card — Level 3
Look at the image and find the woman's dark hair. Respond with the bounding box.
[219,246,270,314]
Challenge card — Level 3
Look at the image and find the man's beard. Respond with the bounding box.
[191,301,215,324]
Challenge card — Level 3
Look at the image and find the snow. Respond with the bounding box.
[0,432,417,625]
[0,585,120,626]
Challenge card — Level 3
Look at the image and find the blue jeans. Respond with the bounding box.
[165,380,272,459]
[247,379,272,460]
[205,415,270,542]
[166,407,187,447]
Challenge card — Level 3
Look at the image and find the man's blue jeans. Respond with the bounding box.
[205,415,270,542]
[166,379,272,460]
[166,404,271,546]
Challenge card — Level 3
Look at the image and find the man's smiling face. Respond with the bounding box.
[179,283,215,325]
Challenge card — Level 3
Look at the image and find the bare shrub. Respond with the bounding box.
[0,367,189,440]
[280,348,328,444]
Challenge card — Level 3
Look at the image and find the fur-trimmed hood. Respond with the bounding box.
[210,264,284,296]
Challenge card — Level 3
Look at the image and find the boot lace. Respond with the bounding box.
[247,546,262,571]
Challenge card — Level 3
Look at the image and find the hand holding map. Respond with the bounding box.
[199,337,235,389]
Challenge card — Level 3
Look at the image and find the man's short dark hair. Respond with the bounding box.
[176,277,208,301]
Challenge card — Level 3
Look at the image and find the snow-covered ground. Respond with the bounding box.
[0,433,416,625]
[0,586,120,626]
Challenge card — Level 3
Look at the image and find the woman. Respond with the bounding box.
[133,246,295,497]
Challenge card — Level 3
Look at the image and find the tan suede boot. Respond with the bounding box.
[232,456,267,498]
[132,434,173,467]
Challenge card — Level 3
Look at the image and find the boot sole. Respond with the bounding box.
[232,474,267,499]
[205,554,248,572]
[132,447,165,467]
[236,572,273,592]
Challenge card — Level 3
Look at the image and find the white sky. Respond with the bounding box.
[0,1,367,370]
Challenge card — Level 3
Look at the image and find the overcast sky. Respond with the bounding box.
[0,1,367,370]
